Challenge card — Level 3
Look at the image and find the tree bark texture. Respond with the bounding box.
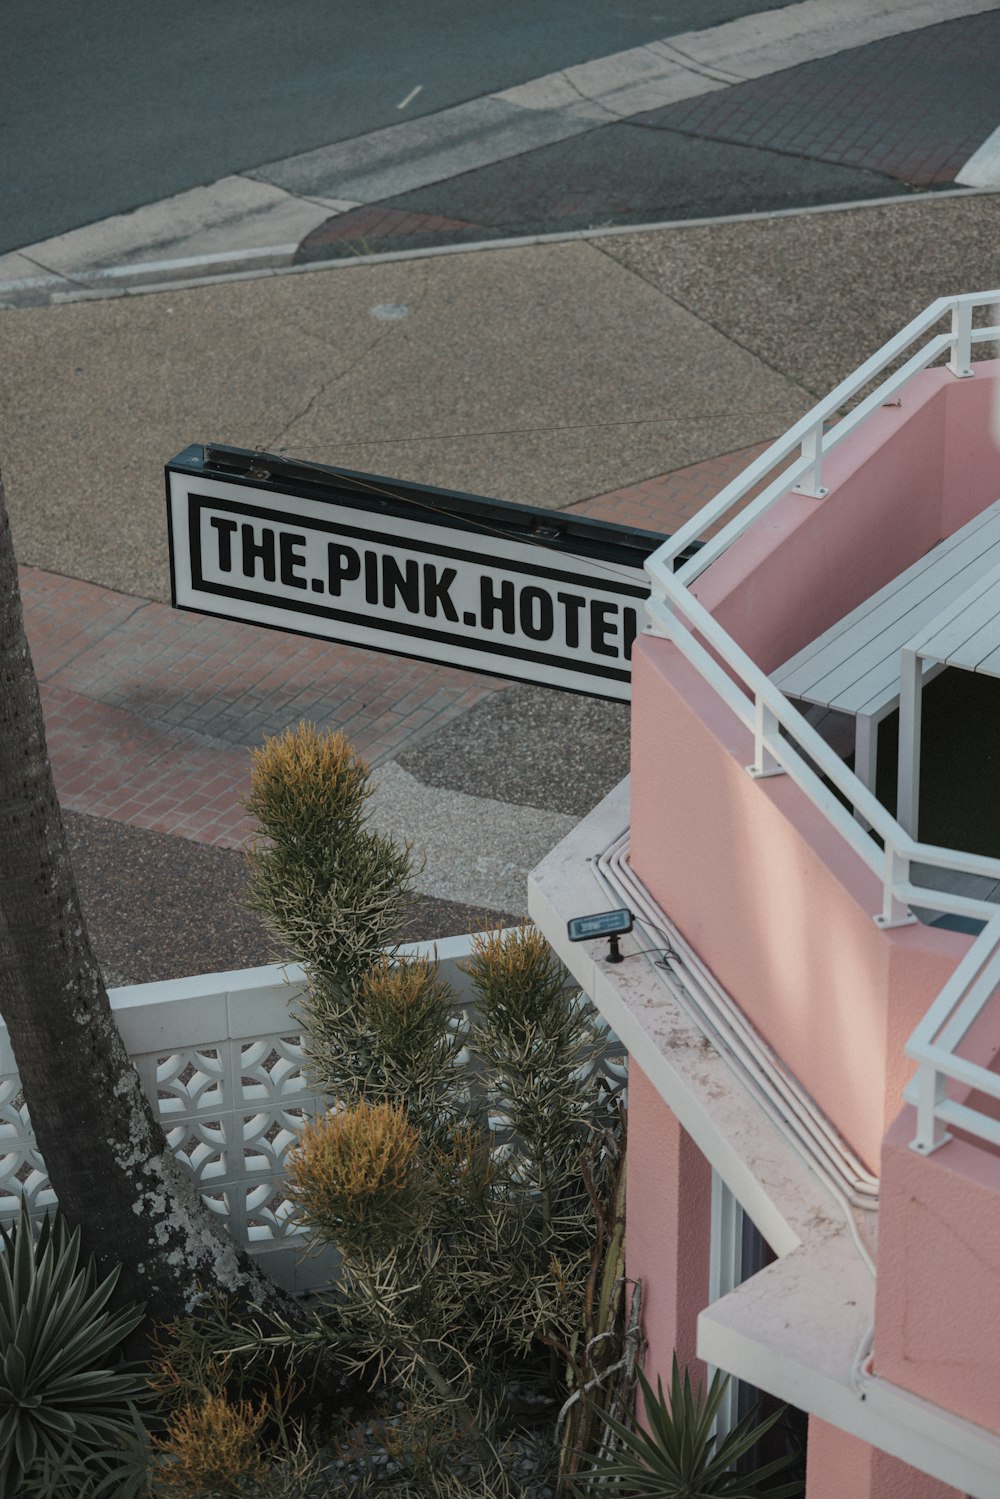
[0,476,290,1325]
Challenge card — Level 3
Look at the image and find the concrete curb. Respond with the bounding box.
[2,184,993,309]
[0,244,303,307]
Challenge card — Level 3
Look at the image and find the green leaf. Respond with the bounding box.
[31,1407,76,1436]
[0,1204,146,1492]
[576,1358,803,1499]
[43,1370,147,1405]
[3,1341,27,1393]
[14,1412,39,1475]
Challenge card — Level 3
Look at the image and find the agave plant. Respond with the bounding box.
[0,1198,146,1491]
[19,1402,152,1499]
[575,1356,803,1498]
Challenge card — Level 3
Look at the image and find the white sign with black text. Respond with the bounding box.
[167,462,653,701]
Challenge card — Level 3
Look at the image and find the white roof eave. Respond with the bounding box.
[702,1248,1000,1499]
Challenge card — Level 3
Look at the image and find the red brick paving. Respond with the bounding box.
[39,681,257,848]
[297,205,479,256]
[638,12,1000,188]
[22,440,779,850]
[568,439,785,537]
[21,568,506,850]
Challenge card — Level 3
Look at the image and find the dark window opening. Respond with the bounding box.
[872,668,1000,934]
[875,668,1000,864]
[728,1213,808,1486]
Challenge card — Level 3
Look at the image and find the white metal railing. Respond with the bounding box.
[904,912,1000,1155]
[655,292,1000,587]
[641,290,1000,1157]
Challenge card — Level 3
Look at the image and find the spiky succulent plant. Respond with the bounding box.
[0,1199,146,1491]
[575,1356,803,1498]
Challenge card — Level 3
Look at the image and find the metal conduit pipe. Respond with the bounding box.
[592,834,879,1234]
[591,832,881,1429]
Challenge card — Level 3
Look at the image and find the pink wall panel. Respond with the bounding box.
[625,1063,712,1394]
[876,1107,1000,1436]
[627,369,1000,1170]
[692,363,1000,676]
[630,641,966,1173]
[806,1419,874,1498]
[940,370,1000,536]
[805,1419,963,1499]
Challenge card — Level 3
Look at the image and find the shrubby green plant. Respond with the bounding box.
[1,721,632,1499]
[146,1295,358,1499]
[0,1198,146,1492]
[553,1114,638,1497]
[462,925,620,1360]
[238,723,626,1495]
[244,724,413,994]
[148,1380,328,1499]
[575,1357,803,1499]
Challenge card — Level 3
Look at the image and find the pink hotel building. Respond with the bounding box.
[530,292,1000,1498]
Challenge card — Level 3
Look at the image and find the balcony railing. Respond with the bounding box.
[641,290,1000,1158]
[903,911,1000,1155]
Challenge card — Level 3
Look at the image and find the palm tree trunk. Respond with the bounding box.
[0,473,293,1325]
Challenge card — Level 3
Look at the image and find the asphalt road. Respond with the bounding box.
[4,0,801,253]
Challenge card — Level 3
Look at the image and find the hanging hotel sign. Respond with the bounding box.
[167,445,678,702]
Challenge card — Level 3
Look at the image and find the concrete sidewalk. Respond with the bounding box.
[3,189,1000,983]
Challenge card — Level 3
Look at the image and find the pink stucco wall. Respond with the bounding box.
[630,641,965,1173]
[625,1062,711,1391]
[806,1419,873,1498]
[806,1419,964,1499]
[940,368,1000,537]
[875,1107,1000,1435]
[629,364,1000,1172]
[694,363,1000,673]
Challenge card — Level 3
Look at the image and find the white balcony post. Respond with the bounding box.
[792,422,828,498]
[896,646,923,837]
[909,1063,952,1155]
[852,713,879,830]
[642,578,676,638]
[949,300,974,378]
[876,842,916,928]
[747,696,784,778]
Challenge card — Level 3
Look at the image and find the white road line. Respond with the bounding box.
[397,84,423,111]
[957,122,1000,189]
